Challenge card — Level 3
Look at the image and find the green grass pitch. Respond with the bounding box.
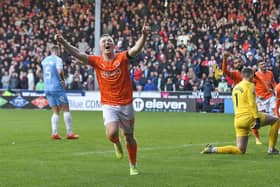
[0,110,279,187]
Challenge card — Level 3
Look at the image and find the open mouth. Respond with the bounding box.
[105,46,110,50]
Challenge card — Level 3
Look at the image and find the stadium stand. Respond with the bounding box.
[0,0,279,93]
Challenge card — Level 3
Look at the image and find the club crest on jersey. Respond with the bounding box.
[113,61,120,67]
[59,96,66,102]
[100,64,105,69]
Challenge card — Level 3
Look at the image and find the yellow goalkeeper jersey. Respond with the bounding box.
[232,80,259,119]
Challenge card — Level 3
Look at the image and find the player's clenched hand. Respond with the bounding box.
[142,21,150,37]
[251,118,261,129]
[223,51,232,58]
[54,34,64,43]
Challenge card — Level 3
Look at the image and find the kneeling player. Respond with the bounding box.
[201,68,280,154]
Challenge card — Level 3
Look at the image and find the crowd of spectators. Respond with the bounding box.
[0,0,280,94]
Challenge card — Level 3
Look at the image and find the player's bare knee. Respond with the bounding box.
[238,147,246,154]
[106,129,119,143]
[52,106,60,114]
[107,134,119,143]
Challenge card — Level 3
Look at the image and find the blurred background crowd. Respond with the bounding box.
[0,0,280,93]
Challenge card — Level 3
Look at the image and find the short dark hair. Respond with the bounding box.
[100,34,113,40]
[51,45,59,53]
[101,34,110,37]
[241,68,253,78]
[233,57,240,63]
[100,34,114,43]
[257,58,264,63]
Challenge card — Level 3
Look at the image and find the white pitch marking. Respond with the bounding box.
[73,141,234,156]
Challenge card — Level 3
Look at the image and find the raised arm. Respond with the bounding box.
[55,34,88,65]
[222,51,231,76]
[128,21,150,57]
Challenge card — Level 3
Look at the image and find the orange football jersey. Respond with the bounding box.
[255,70,276,99]
[88,51,133,105]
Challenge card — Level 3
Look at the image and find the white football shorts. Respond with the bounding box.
[256,96,276,114]
[102,104,135,134]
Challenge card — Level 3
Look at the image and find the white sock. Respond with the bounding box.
[64,112,73,134]
[212,147,217,153]
[51,113,59,135]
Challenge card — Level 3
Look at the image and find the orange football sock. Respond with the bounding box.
[251,129,260,139]
[126,143,137,166]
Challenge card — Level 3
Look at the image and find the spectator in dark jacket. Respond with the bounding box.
[202,78,213,112]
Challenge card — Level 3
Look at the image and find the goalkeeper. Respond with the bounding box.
[201,68,280,155]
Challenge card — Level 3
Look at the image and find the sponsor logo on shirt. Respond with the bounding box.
[100,67,121,80]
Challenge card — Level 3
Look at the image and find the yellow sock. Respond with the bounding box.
[269,121,280,148]
[216,146,242,154]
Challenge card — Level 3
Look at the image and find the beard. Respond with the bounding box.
[237,65,243,71]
